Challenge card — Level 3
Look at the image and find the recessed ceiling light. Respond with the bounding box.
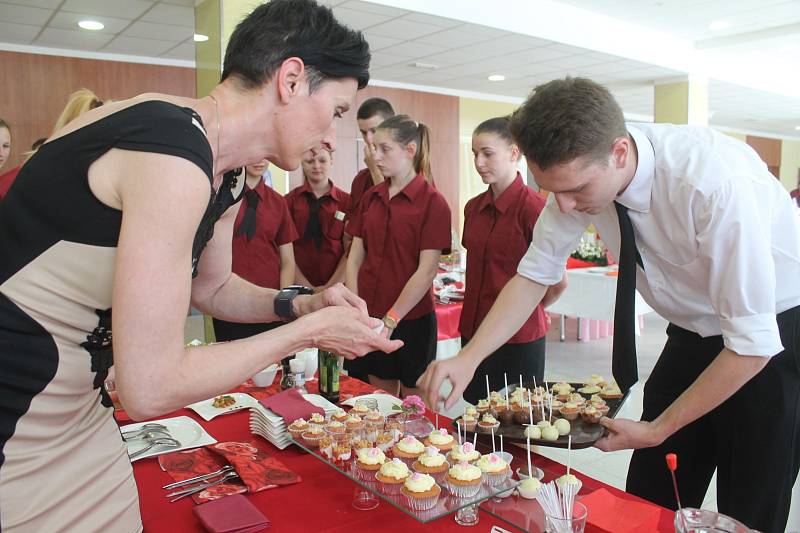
[488,74,505,82]
[709,20,730,31]
[78,20,104,31]
[193,34,209,42]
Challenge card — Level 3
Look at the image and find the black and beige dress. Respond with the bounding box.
[0,101,240,532]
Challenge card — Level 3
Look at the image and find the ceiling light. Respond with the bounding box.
[795,126,800,131]
[488,74,505,82]
[709,20,729,31]
[412,61,438,70]
[193,34,209,42]
[78,20,104,31]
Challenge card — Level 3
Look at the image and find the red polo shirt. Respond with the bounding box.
[459,174,548,343]
[349,172,451,320]
[345,167,375,219]
[231,179,298,289]
[0,166,21,200]
[285,180,350,287]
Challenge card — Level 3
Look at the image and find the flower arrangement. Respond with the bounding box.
[393,395,426,416]
[570,238,608,266]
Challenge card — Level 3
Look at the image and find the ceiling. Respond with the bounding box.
[0,0,798,138]
[0,0,195,61]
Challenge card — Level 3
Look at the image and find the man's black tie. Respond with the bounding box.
[303,195,324,250]
[235,189,260,241]
[612,202,641,394]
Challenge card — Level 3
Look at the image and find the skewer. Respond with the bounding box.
[472,431,477,448]
[666,453,682,511]
[485,375,490,402]
[491,425,496,453]
[500,434,504,455]
[567,435,572,476]
[526,435,532,479]
[435,412,439,429]
[504,373,509,406]
[456,420,462,445]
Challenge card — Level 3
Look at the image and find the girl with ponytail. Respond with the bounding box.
[345,114,451,396]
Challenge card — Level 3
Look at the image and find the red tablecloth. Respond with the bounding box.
[126,376,674,532]
[435,301,462,341]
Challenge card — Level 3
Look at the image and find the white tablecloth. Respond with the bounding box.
[546,267,654,322]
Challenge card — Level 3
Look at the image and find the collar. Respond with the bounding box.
[477,173,524,214]
[372,172,427,203]
[616,125,655,213]
[299,179,345,202]
[245,177,268,201]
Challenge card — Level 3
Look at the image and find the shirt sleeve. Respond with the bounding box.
[347,196,366,238]
[420,193,452,251]
[696,178,783,356]
[517,194,589,285]
[275,196,299,246]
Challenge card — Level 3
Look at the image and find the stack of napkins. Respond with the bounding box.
[249,392,338,450]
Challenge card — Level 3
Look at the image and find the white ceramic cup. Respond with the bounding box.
[253,364,279,387]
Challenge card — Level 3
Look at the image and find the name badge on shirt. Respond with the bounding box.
[334,210,346,221]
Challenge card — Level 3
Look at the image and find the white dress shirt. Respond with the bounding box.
[518,123,800,357]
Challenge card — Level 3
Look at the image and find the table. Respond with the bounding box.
[546,267,654,342]
[125,375,675,532]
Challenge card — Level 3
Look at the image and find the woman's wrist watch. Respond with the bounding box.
[382,308,400,330]
[274,285,314,319]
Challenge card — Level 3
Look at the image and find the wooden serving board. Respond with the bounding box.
[455,382,628,450]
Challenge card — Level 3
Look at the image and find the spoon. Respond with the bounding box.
[128,437,181,460]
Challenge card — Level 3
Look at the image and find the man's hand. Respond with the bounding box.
[593,416,666,451]
[416,351,481,411]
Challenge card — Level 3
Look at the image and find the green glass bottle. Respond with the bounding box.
[317,350,340,403]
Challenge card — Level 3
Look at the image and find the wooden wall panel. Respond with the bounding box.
[0,51,194,172]
[288,85,461,229]
[746,135,782,177]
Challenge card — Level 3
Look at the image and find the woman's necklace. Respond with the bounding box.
[208,94,221,179]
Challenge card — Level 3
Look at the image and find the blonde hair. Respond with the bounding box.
[51,88,103,136]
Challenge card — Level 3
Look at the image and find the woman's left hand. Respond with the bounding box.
[295,283,369,317]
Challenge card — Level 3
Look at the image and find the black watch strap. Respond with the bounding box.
[274,285,314,319]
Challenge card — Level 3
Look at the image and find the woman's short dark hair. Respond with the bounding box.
[222,0,370,92]
[357,97,394,121]
[474,116,514,144]
[509,77,627,170]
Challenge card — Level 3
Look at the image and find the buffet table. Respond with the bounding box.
[122,374,675,532]
[546,267,654,342]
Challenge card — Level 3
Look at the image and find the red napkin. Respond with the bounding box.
[208,440,301,493]
[159,439,300,503]
[193,494,270,533]
[580,488,662,533]
[258,388,324,425]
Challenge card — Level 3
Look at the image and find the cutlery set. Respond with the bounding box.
[123,423,182,459]
[162,466,240,502]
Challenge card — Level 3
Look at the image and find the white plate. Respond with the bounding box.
[340,393,402,415]
[186,393,258,421]
[122,415,216,462]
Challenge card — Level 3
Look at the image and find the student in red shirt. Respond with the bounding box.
[285,150,350,290]
[345,97,395,218]
[346,115,451,396]
[213,158,299,341]
[460,117,565,403]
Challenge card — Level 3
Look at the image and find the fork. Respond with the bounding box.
[162,465,235,490]
[167,471,240,502]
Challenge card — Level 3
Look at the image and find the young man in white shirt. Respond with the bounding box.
[418,77,800,532]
